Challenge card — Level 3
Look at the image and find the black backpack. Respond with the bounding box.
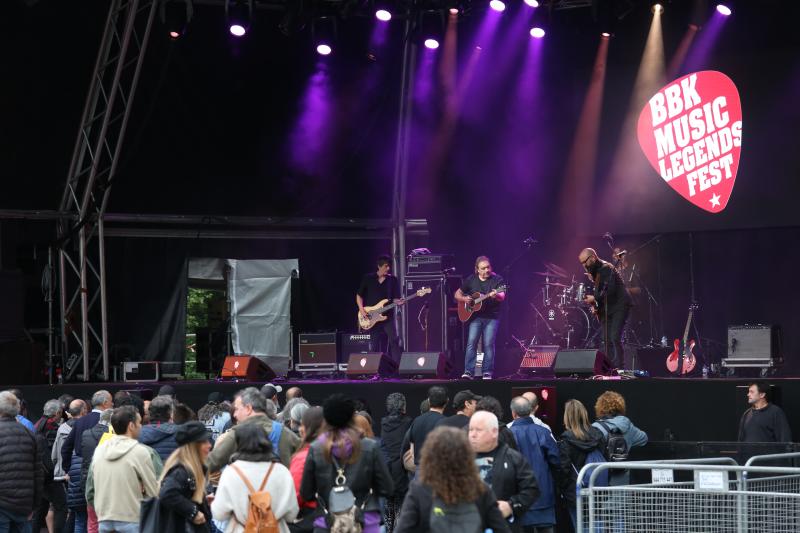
[597,420,629,461]
[429,495,482,533]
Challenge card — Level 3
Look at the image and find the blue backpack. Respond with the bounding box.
[575,448,609,489]
[268,421,283,457]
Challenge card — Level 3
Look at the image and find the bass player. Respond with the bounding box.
[454,255,506,380]
[356,254,405,368]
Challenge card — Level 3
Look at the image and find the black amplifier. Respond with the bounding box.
[298,332,338,372]
[407,254,454,275]
[341,332,378,356]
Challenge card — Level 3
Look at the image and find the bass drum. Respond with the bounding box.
[536,305,592,348]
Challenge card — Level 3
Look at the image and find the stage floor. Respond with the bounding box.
[15,376,800,443]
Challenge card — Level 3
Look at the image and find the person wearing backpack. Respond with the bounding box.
[591,391,647,486]
[394,426,510,533]
[557,399,606,530]
[300,394,393,533]
[211,423,298,533]
[156,421,213,532]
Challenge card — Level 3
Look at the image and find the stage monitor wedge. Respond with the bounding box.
[345,352,397,378]
[220,355,276,381]
[554,349,612,377]
[399,352,450,378]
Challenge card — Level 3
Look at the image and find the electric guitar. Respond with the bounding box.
[666,304,698,374]
[358,287,432,331]
[457,285,508,323]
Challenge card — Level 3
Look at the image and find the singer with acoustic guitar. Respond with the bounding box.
[578,247,631,370]
[356,254,405,369]
[454,256,506,380]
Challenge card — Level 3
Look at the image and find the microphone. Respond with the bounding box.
[615,250,627,258]
[441,267,456,273]
[523,236,538,246]
[602,232,613,242]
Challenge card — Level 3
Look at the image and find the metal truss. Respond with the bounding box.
[57,0,158,382]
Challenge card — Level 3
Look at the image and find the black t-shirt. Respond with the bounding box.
[475,447,502,485]
[460,274,505,319]
[358,273,400,316]
[436,413,470,430]
[408,411,444,464]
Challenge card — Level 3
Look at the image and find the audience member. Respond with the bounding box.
[80,407,116,533]
[260,384,282,410]
[33,399,67,533]
[288,406,324,532]
[394,426,510,533]
[592,391,648,484]
[476,396,518,451]
[207,387,300,471]
[139,395,179,462]
[469,411,539,533]
[173,402,197,424]
[197,392,231,445]
[380,393,412,533]
[0,391,44,531]
[300,394,393,533]
[288,403,309,435]
[285,387,303,401]
[7,389,35,432]
[62,390,112,472]
[438,389,481,429]
[407,386,448,468]
[158,421,213,532]
[87,405,160,532]
[211,423,298,533]
[508,397,561,533]
[354,412,375,438]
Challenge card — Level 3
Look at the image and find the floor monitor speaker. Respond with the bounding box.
[554,349,612,377]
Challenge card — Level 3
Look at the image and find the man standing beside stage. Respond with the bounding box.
[456,255,506,380]
[738,382,792,443]
[357,254,405,369]
[577,248,631,369]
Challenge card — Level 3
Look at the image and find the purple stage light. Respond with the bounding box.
[316,43,332,56]
[229,24,246,37]
[489,0,506,12]
[524,0,539,7]
[424,38,440,50]
[375,9,392,22]
[530,27,545,38]
[716,4,732,16]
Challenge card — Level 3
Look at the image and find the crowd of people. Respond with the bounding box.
[0,379,789,533]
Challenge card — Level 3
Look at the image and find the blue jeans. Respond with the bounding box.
[98,521,138,533]
[0,507,31,533]
[72,507,87,533]
[464,317,500,375]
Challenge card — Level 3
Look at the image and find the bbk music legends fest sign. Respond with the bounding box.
[637,71,742,213]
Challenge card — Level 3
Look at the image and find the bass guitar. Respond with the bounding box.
[666,304,698,374]
[457,285,508,323]
[358,287,432,331]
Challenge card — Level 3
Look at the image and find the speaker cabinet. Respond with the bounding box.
[399,352,450,378]
[403,275,463,363]
[220,355,276,381]
[554,349,612,377]
[298,332,338,372]
[345,352,397,378]
[123,361,159,382]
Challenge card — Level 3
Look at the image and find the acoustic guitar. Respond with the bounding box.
[358,287,432,331]
[457,285,508,323]
[666,304,698,374]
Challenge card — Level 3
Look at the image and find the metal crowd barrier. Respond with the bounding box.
[576,460,800,532]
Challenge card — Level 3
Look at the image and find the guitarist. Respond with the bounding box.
[577,248,631,370]
[455,256,506,380]
[356,255,405,369]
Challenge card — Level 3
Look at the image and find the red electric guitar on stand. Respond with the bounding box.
[666,304,698,375]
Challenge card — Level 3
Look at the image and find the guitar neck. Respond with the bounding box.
[682,309,694,345]
[376,292,422,313]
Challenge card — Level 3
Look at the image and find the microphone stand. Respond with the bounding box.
[500,238,536,348]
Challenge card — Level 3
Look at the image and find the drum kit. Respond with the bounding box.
[529,262,598,349]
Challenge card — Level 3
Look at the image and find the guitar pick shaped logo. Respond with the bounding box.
[637,71,742,213]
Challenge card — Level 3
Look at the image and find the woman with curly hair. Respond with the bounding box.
[591,391,648,485]
[394,426,510,533]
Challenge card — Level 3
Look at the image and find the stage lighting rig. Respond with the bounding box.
[226,0,254,37]
[160,0,194,40]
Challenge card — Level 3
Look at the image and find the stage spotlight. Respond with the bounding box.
[530,26,545,38]
[312,16,338,56]
[375,9,392,21]
[651,3,664,14]
[489,0,506,12]
[449,7,459,15]
[524,0,539,7]
[225,0,252,37]
[601,32,611,38]
[716,4,732,16]
[419,9,444,50]
[424,38,440,49]
[160,0,193,40]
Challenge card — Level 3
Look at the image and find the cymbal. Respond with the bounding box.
[533,271,559,277]
[543,282,569,288]
[543,262,569,278]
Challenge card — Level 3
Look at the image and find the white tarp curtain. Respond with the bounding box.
[188,258,298,375]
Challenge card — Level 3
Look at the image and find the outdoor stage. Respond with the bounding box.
[15,376,800,448]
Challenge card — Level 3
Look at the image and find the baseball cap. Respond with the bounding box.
[453,389,482,409]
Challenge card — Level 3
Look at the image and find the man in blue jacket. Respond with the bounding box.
[509,396,562,533]
[138,395,178,462]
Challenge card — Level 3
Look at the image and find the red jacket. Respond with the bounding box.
[289,445,316,509]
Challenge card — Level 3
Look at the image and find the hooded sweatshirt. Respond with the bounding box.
[87,435,160,523]
[379,413,412,497]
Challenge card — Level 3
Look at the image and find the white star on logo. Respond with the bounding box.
[709,193,721,208]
